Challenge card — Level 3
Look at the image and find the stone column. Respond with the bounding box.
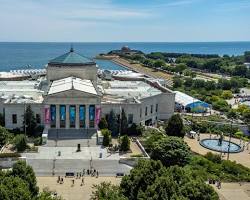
[56,105,60,129]
[66,105,70,129]
[86,105,89,129]
[76,105,79,129]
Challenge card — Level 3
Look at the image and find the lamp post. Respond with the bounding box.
[227,119,233,160]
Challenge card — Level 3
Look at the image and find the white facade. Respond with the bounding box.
[0,49,175,131]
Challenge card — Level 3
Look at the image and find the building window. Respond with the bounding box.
[150,105,153,114]
[156,104,158,112]
[145,107,148,116]
[12,114,17,124]
[36,114,41,124]
[69,105,76,128]
[128,114,133,124]
[60,105,66,128]
[79,105,85,128]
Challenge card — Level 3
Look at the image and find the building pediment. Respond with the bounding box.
[47,77,98,96]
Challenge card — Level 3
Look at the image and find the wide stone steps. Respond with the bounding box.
[27,158,131,176]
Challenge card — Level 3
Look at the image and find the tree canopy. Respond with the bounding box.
[150,136,191,167]
[165,114,185,137]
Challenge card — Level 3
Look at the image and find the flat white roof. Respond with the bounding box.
[0,80,44,103]
[102,80,162,103]
[48,77,97,96]
[174,91,198,107]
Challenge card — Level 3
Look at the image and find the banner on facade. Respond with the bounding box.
[44,107,50,124]
[95,106,101,126]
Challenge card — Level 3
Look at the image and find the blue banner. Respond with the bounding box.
[60,105,66,121]
[50,105,56,122]
[79,105,85,121]
[89,105,95,121]
[69,105,76,123]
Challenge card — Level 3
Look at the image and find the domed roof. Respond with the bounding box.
[49,47,96,66]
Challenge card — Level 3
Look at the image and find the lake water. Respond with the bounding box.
[0,42,250,71]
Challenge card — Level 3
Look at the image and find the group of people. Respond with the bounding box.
[56,168,100,187]
[208,179,221,189]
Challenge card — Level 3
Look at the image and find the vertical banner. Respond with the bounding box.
[95,106,101,127]
[44,106,50,124]
[69,105,76,127]
[60,105,66,121]
[50,105,56,122]
[89,105,95,121]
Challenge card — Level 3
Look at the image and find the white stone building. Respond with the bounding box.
[0,48,175,135]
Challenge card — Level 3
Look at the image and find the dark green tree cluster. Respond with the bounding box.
[0,126,12,146]
[102,129,111,147]
[98,117,108,130]
[13,134,27,152]
[150,136,191,167]
[0,161,61,200]
[120,135,130,151]
[165,114,185,137]
[23,105,38,136]
[120,159,219,200]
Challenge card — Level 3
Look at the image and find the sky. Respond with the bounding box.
[0,0,250,42]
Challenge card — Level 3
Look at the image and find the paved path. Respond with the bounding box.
[185,134,250,168]
[212,182,250,200]
[37,176,121,200]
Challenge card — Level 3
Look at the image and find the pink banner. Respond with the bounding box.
[44,107,50,124]
[95,106,101,126]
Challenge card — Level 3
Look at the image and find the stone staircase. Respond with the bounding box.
[27,158,131,176]
[46,129,97,147]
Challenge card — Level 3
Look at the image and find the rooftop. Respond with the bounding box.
[102,80,162,104]
[49,48,95,66]
[0,80,44,104]
[48,77,98,96]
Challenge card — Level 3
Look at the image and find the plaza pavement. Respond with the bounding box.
[23,145,132,176]
[37,176,121,200]
[213,182,250,200]
[184,133,250,168]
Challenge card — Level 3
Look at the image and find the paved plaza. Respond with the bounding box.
[185,133,250,168]
[23,141,132,176]
[213,182,250,200]
[37,176,121,200]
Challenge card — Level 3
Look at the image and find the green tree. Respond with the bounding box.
[121,109,128,135]
[244,51,250,62]
[150,136,191,167]
[108,110,119,136]
[173,77,183,88]
[0,126,12,146]
[0,176,32,200]
[23,105,37,136]
[233,65,248,76]
[91,182,127,200]
[153,60,166,68]
[120,135,130,151]
[38,188,63,200]
[221,90,233,99]
[102,129,111,147]
[0,113,5,126]
[98,117,108,130]
[13,134,27,152]
[12,161,39,196]
[165,114,185,137]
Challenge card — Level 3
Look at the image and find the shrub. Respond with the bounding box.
[120,135,130,151]
[34,137,42,146]
[204,152,222,164]
[102,129,111,147]
[0,153,21,158]
[98,118,108,130]
[13,134,27,152]
[165,114,185,137]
